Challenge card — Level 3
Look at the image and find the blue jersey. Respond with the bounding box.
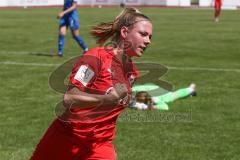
[63,0,78,17]
[59,0,79,30]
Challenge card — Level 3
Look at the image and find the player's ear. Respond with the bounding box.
[120,26,129,39]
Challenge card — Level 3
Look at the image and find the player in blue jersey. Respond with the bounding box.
[57,0,88,57]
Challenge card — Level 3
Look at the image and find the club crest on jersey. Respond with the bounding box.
[74,65,94,86]
[129,74,135,86]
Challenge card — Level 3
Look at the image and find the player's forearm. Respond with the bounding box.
[62,3,77,15]
[63,87,118,108]
[64,93,101,108]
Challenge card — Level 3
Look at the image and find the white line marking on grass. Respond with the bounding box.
[0,61,58,67]
[168,66,240,73]
[1,61,240,73]
[0,51,52,55]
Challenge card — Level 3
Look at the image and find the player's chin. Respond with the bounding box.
[132,49,142,57]
[136,50,144,57]
[131,52,142,57]
[128,49,143,57]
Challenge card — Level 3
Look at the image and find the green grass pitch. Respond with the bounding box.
[0,7,240,160]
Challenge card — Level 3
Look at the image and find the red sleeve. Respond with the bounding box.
[69,52,102,91]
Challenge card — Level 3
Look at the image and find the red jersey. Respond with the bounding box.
[215,0,222,8]
[60,47,138,142]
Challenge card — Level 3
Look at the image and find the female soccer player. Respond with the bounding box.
[31,7,152,159]
[57,0,88,57]
[214,0,222,22]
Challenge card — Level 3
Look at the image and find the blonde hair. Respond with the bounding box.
[90,7,151,45]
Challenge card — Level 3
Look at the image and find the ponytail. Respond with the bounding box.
[90,22,115,45]
[90,7,150,45]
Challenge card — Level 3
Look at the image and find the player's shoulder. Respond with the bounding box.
[84,47,112,59]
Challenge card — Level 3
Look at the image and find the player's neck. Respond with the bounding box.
[113,48,124,63]
[112,47,130,64]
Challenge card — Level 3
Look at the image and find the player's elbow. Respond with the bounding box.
[72,3,77,9]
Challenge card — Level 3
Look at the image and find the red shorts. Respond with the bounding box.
[30,120,116,160]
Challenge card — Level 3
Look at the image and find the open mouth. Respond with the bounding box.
[139,46,146,53]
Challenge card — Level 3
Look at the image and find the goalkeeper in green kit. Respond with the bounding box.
[130,83,196,110]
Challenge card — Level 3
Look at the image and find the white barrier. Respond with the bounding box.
[0,0,62,7]
[87,0,191,6]
[0,0,191,7]
[199,0,211,7]
[199,0,240,9]
[1,0,239,8]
